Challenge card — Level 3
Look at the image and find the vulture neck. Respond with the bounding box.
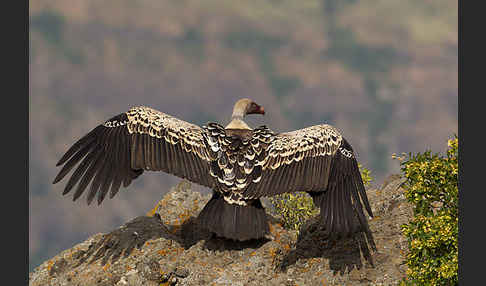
[226,104,251,130]
[225,116,251,130]
[225,100,252,130]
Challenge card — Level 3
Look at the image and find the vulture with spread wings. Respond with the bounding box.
[53,98,375,244]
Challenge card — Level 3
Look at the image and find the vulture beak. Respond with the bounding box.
[248,103,265,115]
[258,105,265,115]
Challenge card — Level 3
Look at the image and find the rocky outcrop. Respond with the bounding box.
[29,175,411,286]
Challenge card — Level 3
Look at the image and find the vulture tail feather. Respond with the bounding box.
[197,192,269,241]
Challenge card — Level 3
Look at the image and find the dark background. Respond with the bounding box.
[29,0,457,271]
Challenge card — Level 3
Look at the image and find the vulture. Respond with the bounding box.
[53,98,374,243]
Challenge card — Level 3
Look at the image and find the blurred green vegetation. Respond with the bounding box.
[30,10,83,64]
[30,10,65,45]
[326,26,400,74]
[176,27,206,61]
[224,28,301,97]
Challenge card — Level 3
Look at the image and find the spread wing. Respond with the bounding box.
[242,125,344,196]
[53,106,215,205]
[242,124,374,238]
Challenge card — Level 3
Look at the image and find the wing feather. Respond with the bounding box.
[53,107,216,205]
[280,164,292,193]
[55,127,101,167]
[88,149,111,205]
[72,148,103,200]
[110,132,130,198]
[62,143,98,195]
[53,141,95,184]
[97,129,120,204]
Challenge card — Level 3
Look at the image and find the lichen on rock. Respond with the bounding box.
[30,175,412,286]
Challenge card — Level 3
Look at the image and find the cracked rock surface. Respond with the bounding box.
[30,175,412,286]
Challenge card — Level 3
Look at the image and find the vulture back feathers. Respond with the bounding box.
[53,98,375,246]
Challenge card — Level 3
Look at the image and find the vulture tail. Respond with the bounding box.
[309,138,376,250]
[197,192,270,241]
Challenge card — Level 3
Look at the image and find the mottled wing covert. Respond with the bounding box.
[243,124,343,197]
[242,124,374,239]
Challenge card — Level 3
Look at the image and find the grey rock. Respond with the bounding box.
[30,175,412,286]
[174,267,190,278]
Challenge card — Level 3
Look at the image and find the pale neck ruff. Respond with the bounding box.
[225,118,251,130]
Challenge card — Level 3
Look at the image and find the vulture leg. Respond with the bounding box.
[197,192,270,241]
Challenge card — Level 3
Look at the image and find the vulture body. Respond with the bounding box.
[53,98,375,244]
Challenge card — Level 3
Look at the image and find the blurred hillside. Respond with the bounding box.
[29,0,457,272]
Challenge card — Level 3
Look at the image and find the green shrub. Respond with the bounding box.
[399,136,458,285]
[269,192,319,233]
[269,163,373,233]
[358,162,373,187]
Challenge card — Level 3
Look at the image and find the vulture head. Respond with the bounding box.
[232,98,265,118]
[226,98,264,130]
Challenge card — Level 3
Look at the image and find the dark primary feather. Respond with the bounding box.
[53,109,216,205]
[55,127,101,167]
[317,138,375,244]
